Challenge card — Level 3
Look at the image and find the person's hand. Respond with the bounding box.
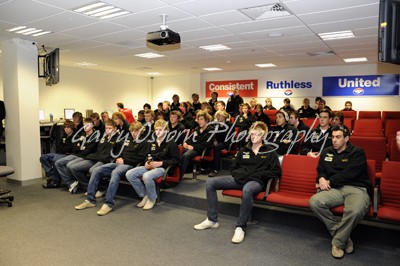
[150,161,163,168]
[307,151,319,158]
[145,161,154,170]
[396,131,400,150]
[116,158,124,164]
[318,177,331,191]
[186,144,194,150]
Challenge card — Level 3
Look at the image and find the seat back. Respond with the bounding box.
[380,161,400,208]
[302,118,319,129]
[278,154,319,195]
[343,118,354,132]
[382,111,400,123]
[358,111,381,120]
[353,119,383,136]
[350,136,386,172]
[163,145,185,184]
[264,110,279,125]
[341,110,357,120]
[384,119,400,139]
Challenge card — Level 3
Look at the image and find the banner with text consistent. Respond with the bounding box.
[205,79,258,97]
[323,74,399,96]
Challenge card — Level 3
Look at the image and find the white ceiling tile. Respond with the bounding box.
[283,0,379,15]
[200,10,252,26]
[309,16,379,33]
[61,22,129,38]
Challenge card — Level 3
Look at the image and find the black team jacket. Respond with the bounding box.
[185,125,214,153]
[117,134,148,166]
[56,130,77,154]
[148,139,181,169]
[85,132,122,163]
[71,131,99,158]
[301,126,332,155]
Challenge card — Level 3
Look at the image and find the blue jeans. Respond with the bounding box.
[206,176,262,229]
[212,142,230,170]
[69,159,103,187]
[87,163,133,207]
[180,149,200,177]
[126,166,166,201]
[55,155,83,186]
[39,153,66,182]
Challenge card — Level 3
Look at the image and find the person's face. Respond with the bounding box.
[101,113,109,121]
[179,106,186,114]
[92,117,100,126]
[64,126,73,135]
[250,129,264,145]
[130,129,139,140]
[143,106,149,112]
[275,113,286,126]
[242,105,249,114]
[319,112,331,127]
[284,101,290,107]
[318,101,325,110]
[138,113,144,121]
[332,117,341,126]
[345,103,352,109]
[170,114,179,124]
[239,105,243,113]
[105,125,115,136]
[83,122,93,132]
[173,96,179,103]
[256,105,262,113]
[192,95,199,102]
[155,126,167,139]
[144,114,153,123]
[217,115,226,122]
[216,103,224,111]
[211,92,217,100]
[114,118,123,126]
[250,101,256,108]
[233,89,239,96]
[289,114,297,126]
[303,100,309,107]
[197,116,207,128]
[158,105,163,111]
[332,130,348,152]
[266,100,272,106]
[73,116,81,124]
[162,103,169,110]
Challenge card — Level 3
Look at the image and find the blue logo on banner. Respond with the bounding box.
[284,90,293,96]
[323,75,399,96]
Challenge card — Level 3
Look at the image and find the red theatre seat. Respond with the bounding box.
[377,161,400,222]
[264,110,279,126]
[382,111,400,124]
[389,138,400,162]
[302,118,320,129]
[191,145,214,179]
[266,154,319,208]
[352,119,383,137]
[358,111,381,120]
[341,110,357,120]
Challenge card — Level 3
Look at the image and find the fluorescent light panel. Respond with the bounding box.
[343,57,368,63]
[74,2,130,19]
[147,72,161,75]
[199,44,231,51]
[255,63,276,68]
[203,67,222,71]
[318,30,354,40]
[135,53,164,59]
[6,26,51,37]
[75,62,98,66]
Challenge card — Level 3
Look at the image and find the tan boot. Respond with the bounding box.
[143,199,156,210]
[345,238,354,254]
[331,245,344,259]
[137,195,148,208]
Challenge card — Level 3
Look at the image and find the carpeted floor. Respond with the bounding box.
[0,177,399,266]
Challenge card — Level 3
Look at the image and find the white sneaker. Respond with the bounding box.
[194,218,219,230]
[137,195,148,208]
[143,199,156,210]
[69,181,79,194]
[97,204,112,216]
[95,190,105,198]
[231,227,245,244]
[75,200,95,210]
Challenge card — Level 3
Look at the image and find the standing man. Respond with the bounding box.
[226,88,243,117]
[309,126,371,259]
[0,100,5,139]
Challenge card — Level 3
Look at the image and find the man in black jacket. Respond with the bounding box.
[309,126,371,259]
[226,89,243,117]
[194,122,281,244]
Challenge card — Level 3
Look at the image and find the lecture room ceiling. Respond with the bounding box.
[0,0,382,76]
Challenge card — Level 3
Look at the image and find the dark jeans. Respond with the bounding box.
[206,176,262,229]
[180,149,200,177]
[212,142,230,171]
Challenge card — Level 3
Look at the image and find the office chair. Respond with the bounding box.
[0,166,15,207]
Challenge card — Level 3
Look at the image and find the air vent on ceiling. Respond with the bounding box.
[307,51,336,58]
[239,3,291,20]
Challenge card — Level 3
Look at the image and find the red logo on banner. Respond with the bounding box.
[205,79,258,97]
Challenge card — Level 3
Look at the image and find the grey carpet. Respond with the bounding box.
[0,177,399,266]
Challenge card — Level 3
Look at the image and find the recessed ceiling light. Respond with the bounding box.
[268,33,283,38]
[199,44,231,51]
[343,57,368,63]
[147,72,161,75]
[74,1,130,19]
[255,63,276,68]
[203,67,222,71]
[74,62,98,66]
[6,26,51,37]
[7,26,27,32]
[135,53,164,59]
[318,30,354,41]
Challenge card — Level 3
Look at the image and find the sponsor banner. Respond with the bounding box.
[205,79,258,97]
[263,79,316,97]
[323,74,399,96]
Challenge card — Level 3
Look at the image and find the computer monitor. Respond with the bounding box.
[39,109,46,121]
[64,108,75,120]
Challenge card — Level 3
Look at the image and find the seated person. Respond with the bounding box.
[194,122,281,244]
[332,112,350,135]
[289,111,310,133]
[215,100,226,112]
[249,98,257,113]
[168,110,186,145]
[72,111,83,130]
[253,103,270,127]
[309,126,371,259]
[208,91,218,114]
[41,120,76,188]
[298,98,316,119]
[171,94,181,111]
[101,111,109,123]
[316,99,331,115]
[342,101,353,111]
[74,121,148,215]
[192,93,202,112]
[68,119,121,193]
[55,118,98,192]
[180,102,196,129]
[90,112,105,135]
[263,97,276,110]
[143,103,151,112]
[279,98,294,114]
[126,119,180,210]
[300,109,333,158]
[208,110,232,177]
[180,110,214,178]
[137,110,145,124]
[235,103,255,148]
[161,100,171,121]
[112,111,130,136]
[268,110,299,159]
[141,110,155,139]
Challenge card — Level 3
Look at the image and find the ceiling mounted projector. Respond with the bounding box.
[146,14,181,46]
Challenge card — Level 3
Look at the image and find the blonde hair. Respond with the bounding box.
[154,119,169,131]
[196,110,212,122]
[249,121,268,136]
[111,112,126,121]
[214,110,231,121]
[129,121,143,132]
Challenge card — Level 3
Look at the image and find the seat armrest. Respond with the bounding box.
[162,165,173,180]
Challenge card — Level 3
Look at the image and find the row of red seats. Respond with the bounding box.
[222,155,400,224]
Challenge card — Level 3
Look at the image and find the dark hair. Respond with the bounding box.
[319,108,333,118]
[211,91,218,97]
[138,110,145,115]
[333,111,344,123]
[116,102,124,109]
[143,103,151,110]
[315,97,323,102]
[331,125,350,137]
[63,120,75,129]
[290,110,299,119]
[284,98,291,104]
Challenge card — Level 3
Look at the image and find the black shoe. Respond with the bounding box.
[42,181,59,189]
[208,170,218,177]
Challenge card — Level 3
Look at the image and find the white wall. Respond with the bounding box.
[201,63,400,111]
